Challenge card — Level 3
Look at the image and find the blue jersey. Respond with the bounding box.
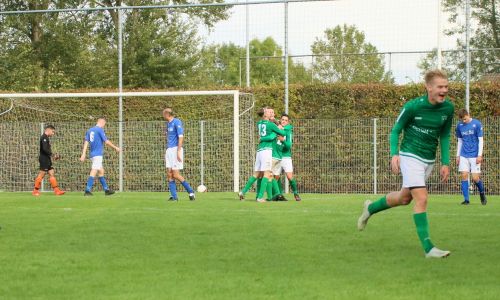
[456,118,483,158]
[85,126,108,158]
[166,118,184,148]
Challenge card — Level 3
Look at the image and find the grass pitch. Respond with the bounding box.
[0,192,498,299]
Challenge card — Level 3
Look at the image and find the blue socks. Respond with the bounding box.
[169,180,178,199]
[461,180,469,202]
[99,176,109,191]
[181,181,194,194]
[475,180,485,194]
[86,176,95,192]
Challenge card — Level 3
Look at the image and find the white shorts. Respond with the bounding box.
[400,155,434,188]
[281,157,293,173]
[272,159,282,175]
[91,156,103,170]
[165,147,183,170]
[458,156,481,173]
[254,149,272,172]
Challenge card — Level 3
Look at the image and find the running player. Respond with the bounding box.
[163,107,195,201]
[80,117,120,196]
[32,124,65,196]
[456,109,487,205]
[357,70,454,258]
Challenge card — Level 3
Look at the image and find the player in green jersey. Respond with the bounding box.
[357,70,454,258]
[239,107,285,202]
[280,114,301,201]
[270,113,286,201]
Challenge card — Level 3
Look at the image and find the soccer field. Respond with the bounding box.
[0,192,498,299]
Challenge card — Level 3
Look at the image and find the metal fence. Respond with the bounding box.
[1,117,498,195]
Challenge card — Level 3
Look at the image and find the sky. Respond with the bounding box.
[200,0,459,84]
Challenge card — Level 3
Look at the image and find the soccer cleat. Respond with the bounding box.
[256,198,266,203]
[425,247,451,258]
[189,193,195,201]
[277,195,287,201]
[238,192,245,201]
[105,189,115,196]
[32,190,41,196]
[461,200,470,205]
[294,194,301,201]
[357,200,372,231]
[54,189,65,196]
[480,193,487,205]
[84,191,93,196]
[168,196,178,201]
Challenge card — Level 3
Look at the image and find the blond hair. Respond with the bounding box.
[424,69,448,84]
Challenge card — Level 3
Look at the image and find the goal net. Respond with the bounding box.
[0,91,255,193]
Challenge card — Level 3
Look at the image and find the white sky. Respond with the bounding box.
[201,0,459,83]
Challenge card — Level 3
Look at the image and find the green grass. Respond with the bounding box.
[0,192,499,300]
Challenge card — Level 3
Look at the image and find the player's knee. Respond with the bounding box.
[399,195,413,205]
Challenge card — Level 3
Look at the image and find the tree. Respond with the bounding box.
[196,37,312,87]
[311,24,393,83]
[419,0,499,80]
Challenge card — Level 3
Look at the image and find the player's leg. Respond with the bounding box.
[33,169,46,196]
[97,168,114,195]
[167,169,178,201]
[85,168,98,196]
[470,158,486,205]
[412,187,450,258]
[240,171,260,200]
[48,168,65,195]
[269,159,281,201]
[458,156,471,204]
[283,158,300,201]
[172,170,195,200]
[256,150,272,202]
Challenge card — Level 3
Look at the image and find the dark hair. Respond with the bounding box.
[257,107,265,117]
[44,124,55,130]
[458,109,469,119]
[97,116,107,121]
[281,113,290,120]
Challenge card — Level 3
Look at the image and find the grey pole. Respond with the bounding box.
[465,0,471,112]
[284,0,289,114]
[437,0,442,69]
[118,8,124,192]
[246,1,250,88]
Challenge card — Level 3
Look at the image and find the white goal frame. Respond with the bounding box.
[0,90,241,192]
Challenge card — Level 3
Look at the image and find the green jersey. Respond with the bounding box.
[257,119,285,152]
[281,124,293,158]
[390,95,454,165]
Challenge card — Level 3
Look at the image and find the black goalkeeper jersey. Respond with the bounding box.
[39,133,52,158]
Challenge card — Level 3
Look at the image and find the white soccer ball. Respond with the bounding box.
[196,184,207,193]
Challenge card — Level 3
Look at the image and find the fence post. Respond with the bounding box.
[200,120,205,185]
[40,122,45,192]
[373,118,377,194]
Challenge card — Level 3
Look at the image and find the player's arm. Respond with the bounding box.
[283,127,293,151]
[477,122,484,164]
[80,140,89,161]
[41,138,52,157]
[455,125,462,165]
[260,132,277,142]
[105,140,121,152]
[389,104,413,174]
[176,120,184,162]
[269,122,286,136]
[438,110,454,182]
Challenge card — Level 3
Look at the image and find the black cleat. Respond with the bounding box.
[294,194,301,201]
[480,193,487,205]
[189,193,195,201]
[168,196,178,201]
[84,191,93,196]
[105,189,115,196]
[461,200,470,205]
[276,194,287,201]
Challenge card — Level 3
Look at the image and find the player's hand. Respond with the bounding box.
[52,153,61,161]
[115,147,121,153]
[476,156,483,164]
[177,149,183,163]
[390,155,400,174]
[455,156,460,165]
[440,165,450,182]
[277,136,285,141]
[79,155,85,162]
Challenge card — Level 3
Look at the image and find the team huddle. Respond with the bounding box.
[30,70,488,258]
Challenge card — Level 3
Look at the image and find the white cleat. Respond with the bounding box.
[425,247,451,258]
[238,192,245,201]
[256,198,266,203]
[357,200,372,231]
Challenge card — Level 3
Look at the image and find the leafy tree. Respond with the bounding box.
[419,0,499,80]
[311,24,393,83]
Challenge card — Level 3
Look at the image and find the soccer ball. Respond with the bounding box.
[196,184,207,193]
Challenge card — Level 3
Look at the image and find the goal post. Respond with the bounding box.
[0,90,253,193]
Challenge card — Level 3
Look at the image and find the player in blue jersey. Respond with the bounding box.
[79,117,121,196]
[456,109,487,205]
[163,107,195,201]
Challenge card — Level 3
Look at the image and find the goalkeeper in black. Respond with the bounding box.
[32,125,65,196]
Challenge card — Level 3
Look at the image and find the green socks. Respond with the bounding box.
[241,176,257,194]
[257,179,268,199]
[266,179,273,200]
[272,179,281,199]
[289,178,298,194]
[413,212,435,253]
[368,196,391,215]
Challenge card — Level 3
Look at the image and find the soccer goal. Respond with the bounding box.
[0,91,255,193]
